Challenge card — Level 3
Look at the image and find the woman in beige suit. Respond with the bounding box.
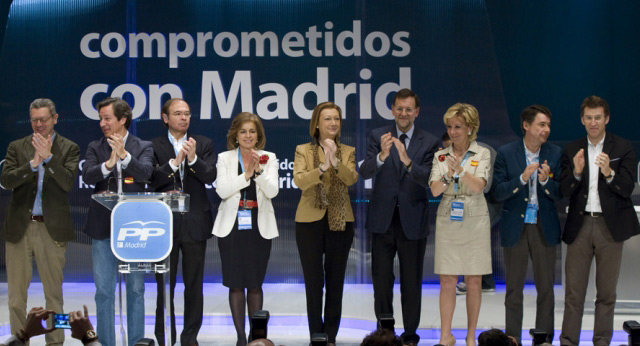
[212,112,279,346]
[429,103,491,346]
[293,102,358,346]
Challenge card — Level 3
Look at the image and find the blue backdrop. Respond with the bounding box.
[1,0,639,284]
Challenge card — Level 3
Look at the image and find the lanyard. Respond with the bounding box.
[454,151,472,193]
[525,150,540,204]
[524,151,539,189]
[168,132,186,182]
[237,148,248,205]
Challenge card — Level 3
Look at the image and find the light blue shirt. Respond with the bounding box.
[30,132,56,216]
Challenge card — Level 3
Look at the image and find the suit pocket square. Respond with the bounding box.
[609,157,620,162]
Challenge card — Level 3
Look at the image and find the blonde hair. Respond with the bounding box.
[443,103,480,142]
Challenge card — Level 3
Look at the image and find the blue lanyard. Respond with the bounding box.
[525,150,539,189]
[237,148,248,203]
[454,151,472,193]
[168,132,186,182]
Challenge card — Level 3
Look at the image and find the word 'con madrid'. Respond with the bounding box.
[80,67,411,121]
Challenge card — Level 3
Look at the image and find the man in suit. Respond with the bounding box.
[359,88,439,346]
[492,105,562,344]
[559,95,640,346]
[151,98,217,346]
[82,97,154,346]
[1,98,80,346]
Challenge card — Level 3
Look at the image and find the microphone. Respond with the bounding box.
[106,175,152,193]
[155,164,181,192]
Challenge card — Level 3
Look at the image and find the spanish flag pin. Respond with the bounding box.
[124,177,134,184]
[471,160,479,167]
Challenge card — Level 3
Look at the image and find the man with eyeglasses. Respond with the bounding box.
[559,95,640,346]
[360,88,439,346]
[150,98,217,346]
[82,97,154,346]
[1,98,80,346]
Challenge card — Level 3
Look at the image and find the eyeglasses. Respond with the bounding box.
[171,112,191,118]
[30,115,53,124]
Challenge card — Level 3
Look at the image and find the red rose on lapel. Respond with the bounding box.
[438,155,446,162]
[259,154,269,164]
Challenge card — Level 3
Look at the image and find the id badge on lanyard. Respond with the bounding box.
[237,148,253,230]
[450,201,464,222]
[238,208,252,230]
[524,203,538,224]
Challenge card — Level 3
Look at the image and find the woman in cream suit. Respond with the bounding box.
[429,103,491,346]
[212,112,279,346]
[293,102,358,346]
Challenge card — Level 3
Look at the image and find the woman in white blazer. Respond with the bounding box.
[212,112,279,346]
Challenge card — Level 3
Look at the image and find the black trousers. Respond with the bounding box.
[296,214,354,343]
[154,216,207,346]
[372,207,427,344]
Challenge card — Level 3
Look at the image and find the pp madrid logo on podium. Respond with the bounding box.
[110,200,173,262]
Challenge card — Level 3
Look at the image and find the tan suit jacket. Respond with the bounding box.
[293,142,358,223]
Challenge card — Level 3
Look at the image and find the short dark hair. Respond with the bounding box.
[580,95,610,118]
[520,104,551,134]
[96,97,132,129]
[392,88,420,108]
[478,328,512,346]
[161,98,189,128]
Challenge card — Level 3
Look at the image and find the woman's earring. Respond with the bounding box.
[468,131,471,135]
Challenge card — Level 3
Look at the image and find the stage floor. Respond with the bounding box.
[0,282,637,345]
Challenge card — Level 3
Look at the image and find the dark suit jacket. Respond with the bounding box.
[359,125,439,240]
[150,134,217,242]
[82,133,154,240]
[560,132,640,244]
[1,133,79,242]
[492,140,563,247]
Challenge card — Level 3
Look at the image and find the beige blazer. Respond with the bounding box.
[212,149,279,239]
[293,142,358,223]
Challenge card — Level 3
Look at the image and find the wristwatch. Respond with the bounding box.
[82,330,98,345]
[605,169,615,180]
[16,329,28,344]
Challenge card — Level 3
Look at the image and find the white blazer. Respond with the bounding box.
[212,149,279,239]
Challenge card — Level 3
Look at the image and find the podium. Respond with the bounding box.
[92,192,190,346]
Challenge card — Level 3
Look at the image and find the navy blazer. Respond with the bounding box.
[150,134,217,242]
[360,125,439,240]
[492,140,563,247]
[82,133,154,240]
[560,132,640,244]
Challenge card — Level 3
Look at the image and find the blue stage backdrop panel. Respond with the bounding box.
[1,0,639,284]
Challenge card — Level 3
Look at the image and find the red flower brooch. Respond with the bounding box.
[259,154,269,164]
[438,154,446,162]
